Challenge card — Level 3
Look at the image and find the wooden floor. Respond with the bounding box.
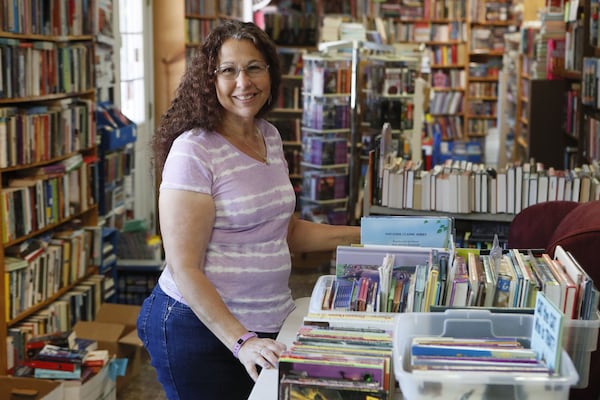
[117,251,331,399]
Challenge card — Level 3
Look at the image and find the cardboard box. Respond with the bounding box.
[0,376,63,400]
[63,362,116,400]
[73,303,143,391]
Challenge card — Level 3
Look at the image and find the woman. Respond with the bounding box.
[137,20,360,400]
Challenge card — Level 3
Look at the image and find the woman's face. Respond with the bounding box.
[215,38,271,124]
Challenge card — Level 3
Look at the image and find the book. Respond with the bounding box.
[542,253,578,319]
[34,364,81,379]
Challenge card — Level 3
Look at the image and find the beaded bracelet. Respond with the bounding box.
[232,331,257,358]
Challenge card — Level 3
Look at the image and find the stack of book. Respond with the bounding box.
[278,324,394,400]
[28,344,87,380]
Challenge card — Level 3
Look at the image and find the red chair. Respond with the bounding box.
[509,200,600,400]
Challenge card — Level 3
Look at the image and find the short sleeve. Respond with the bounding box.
[160,131,214,194]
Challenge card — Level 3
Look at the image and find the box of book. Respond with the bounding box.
[307,245,452,328]
[393,309,579,400]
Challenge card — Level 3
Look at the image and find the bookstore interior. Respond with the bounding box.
[1,0,600,399]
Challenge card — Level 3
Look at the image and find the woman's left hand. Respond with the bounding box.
[237,337,287,381]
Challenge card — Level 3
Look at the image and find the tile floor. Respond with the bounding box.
[117,251,332,399]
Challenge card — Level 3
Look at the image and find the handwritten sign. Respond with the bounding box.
[531,292,564,373]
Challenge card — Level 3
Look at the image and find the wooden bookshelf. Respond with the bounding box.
[0,1,105,375]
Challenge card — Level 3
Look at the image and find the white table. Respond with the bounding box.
[247,297,404,400]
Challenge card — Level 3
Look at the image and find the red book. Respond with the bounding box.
[26,359,77,372]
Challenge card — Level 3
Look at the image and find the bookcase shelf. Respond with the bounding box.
[0,0,112,375]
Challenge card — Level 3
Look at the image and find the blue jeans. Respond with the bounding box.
[137,284,277,400]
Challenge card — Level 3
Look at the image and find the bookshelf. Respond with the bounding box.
[580,0,600,167]
[185,0,220,62]
[465,0,516,143]
[300,52,352,225]
[424,6,468,143]
[0,2,102,375]
[114,259,164,305]
[96,102,138,230]
[95,0,117,104]
[268,46,307,209]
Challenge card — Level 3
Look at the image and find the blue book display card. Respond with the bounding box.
[360,216,453,248]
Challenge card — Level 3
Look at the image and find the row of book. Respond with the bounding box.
[409,336,553,374]
[261,11,318,46]
[0,99,95,168]
[428,43,466,66]
[301,172,348,202]
[584,113,600,163]
[466,117,496,136]
[397,21,467,42]
[278,323,394,400]
[115,270,160,305]
[316,243,597,322]
[429,90,463,115]
[6,273,112,372]
[184,18,219,45]
[302,57,352,97]
[184,0,217,17]
[275,84,301,111]
[468,81,498,97]
[0,39,94,99]
[581,57,600,109]
[1,0,97,36]
[3,224,107,321]
[302,97,350,131]
[377,0,466,21]
[431,69,466,90]
[1,155,97,243]
[302,136,347,166]
[427,114,464,141]
[278,51,304,78]
[370,156,600,215]
[365,62,418,97]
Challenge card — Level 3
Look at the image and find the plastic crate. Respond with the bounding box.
[562,311,600,388]
[393,310,579,400]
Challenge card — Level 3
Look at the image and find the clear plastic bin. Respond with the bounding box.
[562,311,600,388]
[393,310,579,400]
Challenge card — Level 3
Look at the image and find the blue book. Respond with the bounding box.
[34,364,82,379]
[410,343,537,360]
[332,279,356,310]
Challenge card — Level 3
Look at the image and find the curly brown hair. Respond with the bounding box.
[152,20,281,172]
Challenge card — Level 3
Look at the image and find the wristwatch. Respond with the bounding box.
[232,331,257,358]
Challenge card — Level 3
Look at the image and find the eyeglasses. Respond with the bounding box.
[214,62,270,80]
